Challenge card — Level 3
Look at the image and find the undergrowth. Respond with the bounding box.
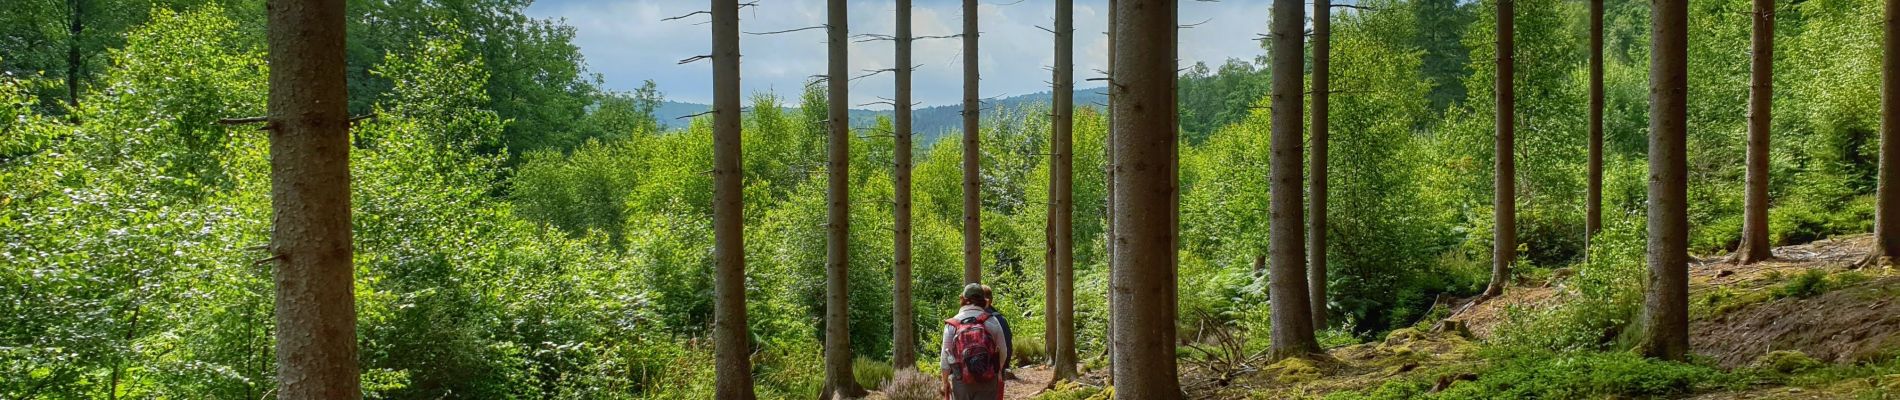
[1320,349,1740,400]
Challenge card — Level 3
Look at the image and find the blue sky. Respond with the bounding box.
[523,0,1275,108]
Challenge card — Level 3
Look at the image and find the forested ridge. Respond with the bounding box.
[2,0,1898,399]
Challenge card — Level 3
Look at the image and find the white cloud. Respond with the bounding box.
[526,0,1274,108]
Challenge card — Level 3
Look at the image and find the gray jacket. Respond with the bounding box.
[939,305,1010,376]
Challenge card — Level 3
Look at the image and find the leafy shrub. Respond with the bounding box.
[854,356,894,391]
[1013,337,1048,367]
[1753,350,1824,374]
[1776,269,1834,299]
[1770,269,1873,300]
[883,368,939,400]
[1494,214,1646,352]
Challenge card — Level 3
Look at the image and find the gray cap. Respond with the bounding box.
[961,283,988,302]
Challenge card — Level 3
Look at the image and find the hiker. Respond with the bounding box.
[942,283,1009,400]
[978,284,1013,372]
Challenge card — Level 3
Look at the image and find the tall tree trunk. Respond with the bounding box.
[711,1,756,398]
[1308,0,1332,330]
[1867,0,1900,266]
[66,0,82,109]
[891,0,918,370]
[962,0,983,285]
[1587,0,1604,240]
[1109,1,1180,396]
[821,0,865,396]
[1050,0,1079,381]
[1639,0,1691,362]
[267,0,360,397]
[1101,0,1119,374]
[1737,0,1775,264]
[1484,0,1516,298]
[1268,0,1321,361]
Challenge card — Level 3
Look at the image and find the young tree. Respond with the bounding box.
[1868,0,1900,267]
[1639,0,1691,362]
[1110,0,1181,395]
[266,0,360,397]
[1484,0,1516,298]
[1736,0,1774,264]
[891,0,918,370]
[1308,0,1332,329]
[1049,0,1079,381]
[962,0,982,285]
[1587,0,1603,239]
[65,0,82,108]
[820,0,865,396]
[709,0,755,398]
[1268,0,1321,361]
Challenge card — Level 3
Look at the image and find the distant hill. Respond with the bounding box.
[655,87,1108,148]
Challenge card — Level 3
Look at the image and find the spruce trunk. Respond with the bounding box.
[1309,0,1332,329]
[1268,0,1321,361]
[1108,0,1181,396]
[962,0,983,285]
[1737,0,1775,264]
[891,0,918,370]
[1868,0,1900,266]
[1051,0,1079,380]
[711,0,756,398]
[1640,0,1692,362]
[1486,0,1516,298]
[1587,0,1604,239]
[267,0,361,396]
[821,0,865,396]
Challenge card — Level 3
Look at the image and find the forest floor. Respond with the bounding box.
[871,236,1900,399]
[1196,234,1900,399]
[1200,234,1900,400]
[1454,234,1900,369]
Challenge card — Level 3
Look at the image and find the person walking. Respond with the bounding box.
[941,283,1009,399]
[979,284,1013,370]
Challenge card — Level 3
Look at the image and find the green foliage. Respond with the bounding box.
[1772,269,1871,300]
[1754,350,1825,374]
[1493,211,1647,352]
[1032,381,1107,400]
[3,0,1894,397]
[1325,350,1736,400]
[854,356,894,390]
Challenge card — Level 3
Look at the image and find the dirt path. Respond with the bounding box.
[1003,365,1054,399]
[863,365,1057,400]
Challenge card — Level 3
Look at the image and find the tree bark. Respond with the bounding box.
[1050,0,1079,381]
[1109,1,1180,396]
[711,1,756,398]
[1308,0,1332,330]
[821,0,865,396]
[267,0,361,397]
[1866,0,1900,267]
[66,0,83,109]
[1102,0,1118,374]
[1484,0,1516,299]
[1587,0,1604,241]
[1268,0,1321,362]
[1639,0,1691,362]
[1737,0,1775,265]
[891,0,918,370]
[962,0,983,285]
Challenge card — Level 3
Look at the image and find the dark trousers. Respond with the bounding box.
[949,378,1002,400]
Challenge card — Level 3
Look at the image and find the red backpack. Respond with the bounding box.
[944,313,999,384]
